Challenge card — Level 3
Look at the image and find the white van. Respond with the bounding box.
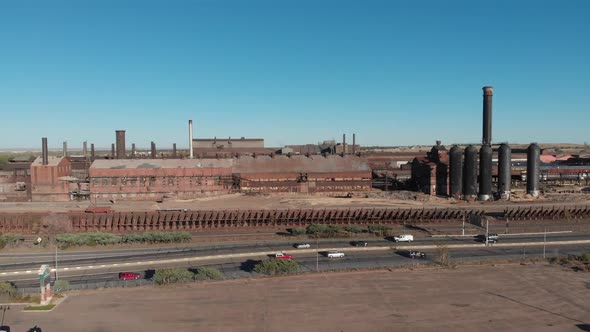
[327,251,345,258]
[393,234,414,242]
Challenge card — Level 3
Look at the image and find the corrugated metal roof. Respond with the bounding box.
[90,159,234,170]
[234,155,370,173]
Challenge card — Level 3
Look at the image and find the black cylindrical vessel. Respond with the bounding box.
[478,145,493,200]
[497,143,512,199]
[449,146,463,199]
[482,86,493,146]
[527,143,541,197]
[463,145,478,200]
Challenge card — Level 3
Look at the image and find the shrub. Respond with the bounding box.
[0,282,17,298]
[306,224,328,235]
[254,259,299,276]
[289,228,306,236]
[0,233,25,248]
[344,225,365,233]
[580,252,590,263]
[153,268,194,285]
[306,224,346,238]
[121,231,191,244]
[367,225,392,233]
[193,267,223,281]
[56,233,121,248]
[53,280,70,292]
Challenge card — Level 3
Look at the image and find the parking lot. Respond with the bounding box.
[4,263,590,332]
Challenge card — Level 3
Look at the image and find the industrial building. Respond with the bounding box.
[233,155,371,194]
[88,159,234,201]
[30,156,73,202]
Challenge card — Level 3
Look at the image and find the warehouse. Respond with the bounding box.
[88,159,234,201]
[233,155,372,194]
[30,156,73,202]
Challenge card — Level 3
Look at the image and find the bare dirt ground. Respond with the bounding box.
[5,264,590,332]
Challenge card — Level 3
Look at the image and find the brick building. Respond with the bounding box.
[30,156,72,201]
[88,159,234,201]
[233,155,372,194]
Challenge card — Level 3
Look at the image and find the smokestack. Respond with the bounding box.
[343,134,346,154]
[63,141,68,157]
[131,143,136,158]
[90,143,95,161]
[482,86,493,146]
[115,130,126,159]
[173,143,177,158]
[352,133,356,154]
[111,144,115,158]
[82,141,87,158]
[151,141,156,159]
[527,143,540,197]
[189,120,194,159]
[42,137,48,165]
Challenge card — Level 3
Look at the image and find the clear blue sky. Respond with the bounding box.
[1,0,588,150]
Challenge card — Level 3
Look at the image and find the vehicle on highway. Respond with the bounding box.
[408,250,426,259]
[273,252,294,260]
[351,241,368,247]
[476,234,499,243]
[119,272,141,280]
[294,243,311,249]
[327,251,345,258]
[393,234,414,242]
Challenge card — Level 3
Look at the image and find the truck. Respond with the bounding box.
[393,234,414,242]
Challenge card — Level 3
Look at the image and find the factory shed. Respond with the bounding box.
[89,159,234,201]
[233,155,372,194]
[30,156,73,202]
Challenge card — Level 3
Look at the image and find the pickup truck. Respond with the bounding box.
[393,234,414,242]
[273,252,294,260]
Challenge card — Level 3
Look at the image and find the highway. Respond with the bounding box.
[1,231,589,291]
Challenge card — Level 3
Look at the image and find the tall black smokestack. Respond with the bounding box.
[63,141,68,157]
[116,130,126,159]
[343,134,346,154]
[352,133,356,154]
[131,143,136,158]
[173,143,177,158]
[482,86,493,146]
[151,141,156,159]
[82,141,87,158]
[42,137,48,165]
[90,143,95,161]
[111,144,115,158]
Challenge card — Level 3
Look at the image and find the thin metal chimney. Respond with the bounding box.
[343,134,346,154]
[131,143,136,158]
[173,143,177,158]
[111,144,115,158]
[352,133,356,154]
[90,143,95,161]
[189,120,194,159]
[63,141,68,157]
[482,86,493,146]
[151,141,156,159]
[115,130,126,159]
[42,137,48,165]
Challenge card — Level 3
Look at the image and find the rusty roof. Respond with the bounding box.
[90,158,234,170]
[233,155,370,173]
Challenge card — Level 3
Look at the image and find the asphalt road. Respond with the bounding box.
[0,231,588,272]
[4,237,590,291]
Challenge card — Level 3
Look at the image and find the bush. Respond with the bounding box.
[193,267,223,281]
[344,225,365,234]
[0,282,17,298]
[306,224,346,238]
[56,233,122,248]
[121,231,192,244]
[367,225,392,233]
[306,224,328,235]
[289,228,306,236]
[53,279,70,292]
[153,268,194,285]
[254,259,299,276]
[0,233,25,248]
[581,252,590,263]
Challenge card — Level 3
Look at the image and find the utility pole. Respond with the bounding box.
[0,306,9,326]
[55,245,59,281]
[485,218,489,246]
[543,227,547,259]
[462,215,465,236]
[316,237,319,272]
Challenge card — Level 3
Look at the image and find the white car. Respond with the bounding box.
[393,234,414,242]
[327,251,345,258]
[294,243,311,249]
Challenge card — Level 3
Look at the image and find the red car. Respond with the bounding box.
[273,252,294,260]
[119,272,141,280]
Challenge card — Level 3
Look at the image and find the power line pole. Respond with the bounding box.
[543,227,547,259]
[55,244,59,280]
[316,237,319,272]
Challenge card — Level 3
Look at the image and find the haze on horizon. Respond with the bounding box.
[0,0,588,150]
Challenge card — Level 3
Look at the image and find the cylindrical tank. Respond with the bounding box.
[449,146,463,199]
[497,143,512,199]
[478,145,493,200]
[527,143,541,197]
[462,145,478,200]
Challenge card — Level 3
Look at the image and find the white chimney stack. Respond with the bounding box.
[189,119,194,159]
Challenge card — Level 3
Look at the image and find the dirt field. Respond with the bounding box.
[4,264,590,332]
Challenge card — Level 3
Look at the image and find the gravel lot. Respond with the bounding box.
[4,263,590,332]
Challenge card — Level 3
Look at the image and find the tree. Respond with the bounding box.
[193,267,223,281]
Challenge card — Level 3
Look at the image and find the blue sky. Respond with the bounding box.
[0,0,588,150]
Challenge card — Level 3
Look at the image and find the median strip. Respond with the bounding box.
[2,239,590,276]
